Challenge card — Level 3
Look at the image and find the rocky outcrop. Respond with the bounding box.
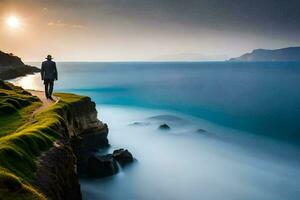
[0,50,40,80]
[34,96,108,200]
[87,155,119,178]
[35,142,81,200]
[229,46,300,61]
[0,51,23,67]
[86,149,133,178]
[196,128,206,133]
[113,149,134,166]
[159,123,170,130]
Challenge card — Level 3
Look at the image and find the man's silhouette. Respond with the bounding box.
[41,55,58,100]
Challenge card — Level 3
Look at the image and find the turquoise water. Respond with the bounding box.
[14,62,300,199]
[26,61,300,143]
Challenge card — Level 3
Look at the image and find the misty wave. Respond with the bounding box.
[80,106,300,200]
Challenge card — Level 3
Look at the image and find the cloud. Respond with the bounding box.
[47,20,86,29]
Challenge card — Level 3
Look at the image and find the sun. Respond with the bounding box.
[6,16,21,28]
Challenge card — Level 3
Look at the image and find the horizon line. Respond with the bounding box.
[25,60,227,63]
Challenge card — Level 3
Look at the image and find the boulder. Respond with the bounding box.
[196,128,206,133]
[113,149,134,166]
[87,155,118,178]
[159,124,170,130]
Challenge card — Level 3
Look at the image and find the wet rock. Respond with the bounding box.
[129,121,149,126]
[159,124,170,130]
[196,128,206,133]
[113,149,134,166]
[87,155,118,178]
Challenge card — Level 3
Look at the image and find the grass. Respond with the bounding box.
[0,80,89,199]
[0,80,41,136]
[0,167,46,200]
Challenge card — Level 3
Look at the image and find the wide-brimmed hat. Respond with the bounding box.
[46,55,53,60]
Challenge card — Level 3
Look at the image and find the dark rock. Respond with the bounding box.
[35,144,82,200]
[113,149,134,166]
[159,124,170,130]
[196,128,206,133]
[87,155,118,178]
[0,50,40,80]
[130,121,149,126]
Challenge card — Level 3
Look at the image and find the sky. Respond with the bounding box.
[1,0,300,61]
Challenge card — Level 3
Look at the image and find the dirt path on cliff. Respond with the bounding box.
[29,90,60,115]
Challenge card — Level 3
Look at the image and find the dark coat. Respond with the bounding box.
[41,60,58,80]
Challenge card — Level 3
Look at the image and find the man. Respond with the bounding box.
[41,55,58,100]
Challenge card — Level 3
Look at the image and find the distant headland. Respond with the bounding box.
[229,46,300,62]
[0,50,40,80]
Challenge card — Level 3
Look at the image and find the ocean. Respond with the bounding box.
[13,62,300,200]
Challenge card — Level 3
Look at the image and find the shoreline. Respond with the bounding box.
[3,62,300,199]
[0,65,40,80]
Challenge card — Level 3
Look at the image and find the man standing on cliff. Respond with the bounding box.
[41,55,58,100]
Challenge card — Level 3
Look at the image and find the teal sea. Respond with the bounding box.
[13,62,300,200]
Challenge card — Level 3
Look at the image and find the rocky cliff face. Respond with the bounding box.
[0,51,23,67]
[0,50,40,80]
[35,96,108,200]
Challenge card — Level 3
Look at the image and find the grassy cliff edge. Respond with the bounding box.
[0,81,95,199]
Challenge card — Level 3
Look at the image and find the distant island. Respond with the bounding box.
[229,46,300,62]
[0,50,40,80]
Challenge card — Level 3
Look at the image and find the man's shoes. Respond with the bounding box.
[49,96,54,101]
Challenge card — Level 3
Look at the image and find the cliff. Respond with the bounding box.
[0,51,40,80]
[229,46,300,61]
[34,93,108,200]
[0,82,108,199]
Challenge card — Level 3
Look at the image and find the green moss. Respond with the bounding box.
[55,92,88,104]
[0,81,88,199]
[0,82,41,136]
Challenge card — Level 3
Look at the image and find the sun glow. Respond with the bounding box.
[14,75,44,91]
[6,16,21,28]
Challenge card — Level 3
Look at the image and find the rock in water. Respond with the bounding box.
[113,149,134,166]
[196,128,206,133]
[159,124,170,130]
[129,121,150,126]
[87,155,118,178]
